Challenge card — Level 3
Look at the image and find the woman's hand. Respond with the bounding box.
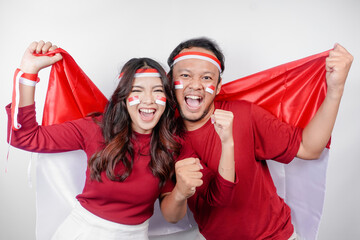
[20,40,63,74]
[174,157,203,200]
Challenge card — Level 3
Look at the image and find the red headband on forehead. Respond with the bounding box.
[172,51,222,72]
[118,68,161,79]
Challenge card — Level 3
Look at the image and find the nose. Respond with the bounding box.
[141,91,155,104]
[188,76,202,90]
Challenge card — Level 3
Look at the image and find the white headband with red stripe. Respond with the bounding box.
[119,68,161,80]
[172,51,222,73]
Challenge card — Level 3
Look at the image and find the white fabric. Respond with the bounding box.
[51,202,149,240]
[36,151,87,240]
[268,148,329,240]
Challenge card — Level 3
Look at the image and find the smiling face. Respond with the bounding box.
[172,47,222,130]
[126,76,166,134]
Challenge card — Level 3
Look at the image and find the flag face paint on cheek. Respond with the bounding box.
[128,96,140,106]
[155,96,166,106]
[206,85,215,94]
[174,81,184,89]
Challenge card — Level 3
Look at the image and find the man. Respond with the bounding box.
[168,38,353,239]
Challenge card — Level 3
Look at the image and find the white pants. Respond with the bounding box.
[51,203,149,240]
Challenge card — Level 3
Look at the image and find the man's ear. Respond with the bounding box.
[216,77,222,95]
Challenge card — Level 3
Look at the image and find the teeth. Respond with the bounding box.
[139,109,155,113]
[186,95,202,100]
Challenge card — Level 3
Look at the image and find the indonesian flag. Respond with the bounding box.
[128,96,140,106]
[155,96,166,106]
[35,49,330,240]
[174,80,183,89]
[205,85,215,94]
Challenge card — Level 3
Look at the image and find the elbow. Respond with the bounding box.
[309,152,322,160]
[167,219,180,224]
[297,143,324,160]
[162,214,185,224]
[297,149,323,160]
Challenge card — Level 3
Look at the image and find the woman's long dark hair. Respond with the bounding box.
[88,58,180,187]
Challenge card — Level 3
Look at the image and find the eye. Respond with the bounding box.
[203,76,212,80]
[154,88,164,93]
[131,89,141,92]
[180,74,190,78]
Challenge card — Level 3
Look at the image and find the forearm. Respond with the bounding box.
[160,188,187,223]
[298,90,342,159]
[218,139,235,182]
[19,84,35,107]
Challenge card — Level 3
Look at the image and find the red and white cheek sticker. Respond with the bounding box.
[128,96,140,106]
[174,80,183,89]
[205,85,215,94]
[155,96,166,106]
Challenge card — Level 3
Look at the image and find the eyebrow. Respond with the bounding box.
[177,68,216,76]
[132,84,164,89]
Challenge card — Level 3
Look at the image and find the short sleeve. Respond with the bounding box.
[251,103,303,163]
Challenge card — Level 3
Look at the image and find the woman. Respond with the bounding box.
[7,41,203,240]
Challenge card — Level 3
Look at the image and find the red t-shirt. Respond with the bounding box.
[6,103,236,225]
[186,100,303,240]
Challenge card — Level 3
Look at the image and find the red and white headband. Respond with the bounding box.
[172,51,222,73]
[119,68,161,80]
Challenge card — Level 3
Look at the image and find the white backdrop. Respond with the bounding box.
[0,0,359,239]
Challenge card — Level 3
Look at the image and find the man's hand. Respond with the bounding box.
[326,43,353,99]
[20,40,62,74]
[211,109,234,144]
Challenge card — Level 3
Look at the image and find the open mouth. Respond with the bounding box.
[139,108,156,121]
[185,95,203,109]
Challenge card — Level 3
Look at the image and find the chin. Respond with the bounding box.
[180,111,204,122]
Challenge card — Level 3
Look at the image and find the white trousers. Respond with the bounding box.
[51,203,149,240]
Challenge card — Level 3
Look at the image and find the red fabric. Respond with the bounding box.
[216,50,330,148]
[38,48,108,126]
[186,101,302,240]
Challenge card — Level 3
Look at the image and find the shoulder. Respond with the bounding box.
[214,100,255,121]
[68,115,103,136]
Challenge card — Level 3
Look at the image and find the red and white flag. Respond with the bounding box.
[205,85,215,94]
[128,96,140,106]
[155,96,166,106]
[174,80,183,89]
